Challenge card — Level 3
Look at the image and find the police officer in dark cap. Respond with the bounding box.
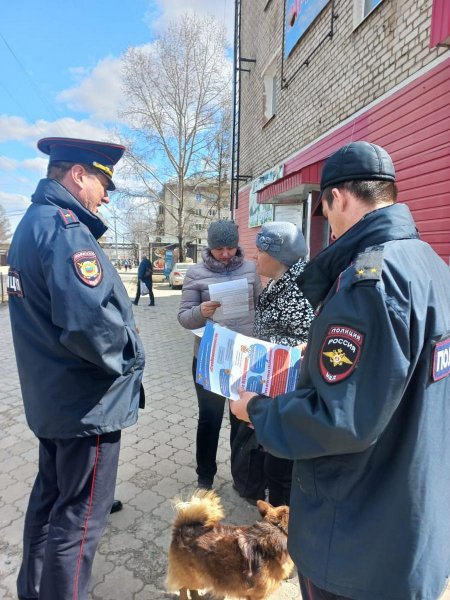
[232,141,450,600]
[7,138,145,599]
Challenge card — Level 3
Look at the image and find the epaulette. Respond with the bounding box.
[58,208,80,228]
[352,245,384,283]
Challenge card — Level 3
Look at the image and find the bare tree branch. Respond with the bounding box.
[0,205,11,242]
[119,14,232,260]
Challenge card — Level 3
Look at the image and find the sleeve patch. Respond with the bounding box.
[432,335,450,382]
[7,269,24,298]
[73,250,103,287]
[319,325,364,384]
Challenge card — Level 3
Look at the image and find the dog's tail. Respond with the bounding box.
[171,489,225,529]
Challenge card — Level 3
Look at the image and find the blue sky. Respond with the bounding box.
[0,0,233,236]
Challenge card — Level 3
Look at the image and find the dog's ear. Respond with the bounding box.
[274,506,290,529]
[256,500,272,517]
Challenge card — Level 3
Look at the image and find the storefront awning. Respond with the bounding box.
[257,162,321,204]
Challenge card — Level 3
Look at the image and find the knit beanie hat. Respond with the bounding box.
[256,221,307,267]
[207,220,239,249]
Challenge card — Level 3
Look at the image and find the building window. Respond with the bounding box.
[195,193,203,202]
[364,0,382,14]
[194,223,203,231]
[208,208,217,216]
[193,208,202,216]
[262,57,278,126]
[353,0,384,29]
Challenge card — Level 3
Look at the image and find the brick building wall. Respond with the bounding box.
[239,0,448,181]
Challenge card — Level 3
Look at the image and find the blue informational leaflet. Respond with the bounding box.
[196,322,302,400]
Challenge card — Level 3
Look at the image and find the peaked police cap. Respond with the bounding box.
[37,137,126,191]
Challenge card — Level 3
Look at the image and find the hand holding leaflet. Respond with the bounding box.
[200,300,221,318]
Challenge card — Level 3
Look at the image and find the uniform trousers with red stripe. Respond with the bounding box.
[17,431,121,600]
[299,573,353,600]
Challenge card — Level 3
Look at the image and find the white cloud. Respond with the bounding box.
[0,191,31,232]
[0,155,47,175]
[22,157,48,174]
[57,57,124,121]
[54,2,233,124]
[0,116,34,143]
[0,115,118,145]
[0,156,18,171]
[0,191,30,211]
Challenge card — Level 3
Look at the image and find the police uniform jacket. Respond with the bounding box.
[248,203,450,600]
[8,178,145,439]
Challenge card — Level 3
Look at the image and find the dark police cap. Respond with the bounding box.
[320,141,396,191]
[37,137,126,191]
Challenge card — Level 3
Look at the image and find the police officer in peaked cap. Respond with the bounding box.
[7,138,146,599]
[231,142,450,600]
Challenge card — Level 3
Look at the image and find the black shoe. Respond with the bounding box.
[197,479,213,490]
[110,499,123,514]
[148,303,155,306]
[133,302,138,306]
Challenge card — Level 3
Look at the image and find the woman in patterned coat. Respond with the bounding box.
[254,221,314,506]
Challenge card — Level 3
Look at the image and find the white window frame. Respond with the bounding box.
[262,52,279,125]
[353,0,385,30]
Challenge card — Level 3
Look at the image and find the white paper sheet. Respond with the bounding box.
[191,327,205,338]
[208,278,250,321]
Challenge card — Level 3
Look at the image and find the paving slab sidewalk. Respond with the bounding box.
[0,281,299,599]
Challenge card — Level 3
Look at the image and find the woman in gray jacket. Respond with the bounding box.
[178,220,262,489]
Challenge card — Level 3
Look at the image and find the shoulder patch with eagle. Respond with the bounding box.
[319,325,364,384]
[73,250,103,287]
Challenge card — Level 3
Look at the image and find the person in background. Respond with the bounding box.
[7,137,145,600]
[134,255,155,306]
[178,220,262,489]
[252,221,314,506]
[231,141,450,600]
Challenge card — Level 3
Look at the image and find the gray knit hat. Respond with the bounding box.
[256,221,307,267]
[207,220,239,249]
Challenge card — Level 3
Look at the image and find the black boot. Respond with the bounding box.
[110,499,123,514]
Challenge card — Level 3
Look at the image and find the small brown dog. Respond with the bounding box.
[166,489,293,600]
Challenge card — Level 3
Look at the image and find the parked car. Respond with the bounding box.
[169,262,192,289]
